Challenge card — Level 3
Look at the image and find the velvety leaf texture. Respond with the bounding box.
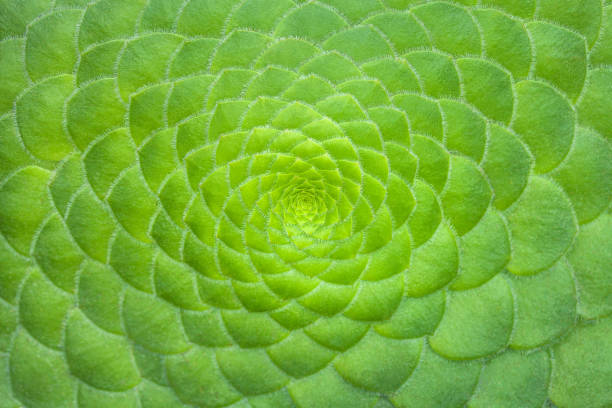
[0,1,611,407]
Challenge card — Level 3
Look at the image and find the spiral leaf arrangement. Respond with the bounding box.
[1,0,612,407]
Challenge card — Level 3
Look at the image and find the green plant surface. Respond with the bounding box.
[1,1,611,407]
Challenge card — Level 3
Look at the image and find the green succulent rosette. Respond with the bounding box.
[1,0,612,407]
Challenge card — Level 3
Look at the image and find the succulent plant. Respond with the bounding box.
[1,0,612,407]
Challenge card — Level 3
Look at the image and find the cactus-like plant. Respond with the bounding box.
[1,1,611,407]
